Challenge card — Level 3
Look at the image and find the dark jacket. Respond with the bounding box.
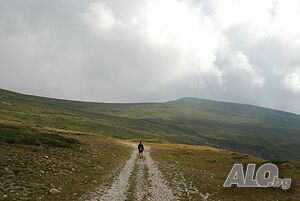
[138,143,144,153]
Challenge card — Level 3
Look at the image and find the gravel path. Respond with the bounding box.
[144,148,176,201]
[90,149,138,201]
[87,146,176,201]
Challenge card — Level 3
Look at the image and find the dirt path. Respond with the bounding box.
[135,156,147,201]
[144,148,176,201]
[89,150,138,201]
[84,146,177,201]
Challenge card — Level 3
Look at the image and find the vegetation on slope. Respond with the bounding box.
[0,121,131,201]
[1,88,300,160]
[150,142,300,201]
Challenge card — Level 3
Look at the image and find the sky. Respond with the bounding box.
[1,0,300,114]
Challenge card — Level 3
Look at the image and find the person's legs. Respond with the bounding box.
[139,150,143,158]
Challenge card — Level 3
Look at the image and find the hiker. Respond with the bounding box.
[138,141,144,154]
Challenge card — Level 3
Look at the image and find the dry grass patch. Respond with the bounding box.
[0,122,131,201]
[149,142,300,201]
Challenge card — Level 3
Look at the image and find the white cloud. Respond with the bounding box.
[285,70,300,93]
[83,2,116,31]
[273,0,300,37]
[143,0,222,82]
[231,52,265,87]
[208,0,275,29]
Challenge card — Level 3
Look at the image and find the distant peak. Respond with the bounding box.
[167,97,205,104]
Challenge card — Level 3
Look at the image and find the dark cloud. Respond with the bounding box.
[0,0,300,114]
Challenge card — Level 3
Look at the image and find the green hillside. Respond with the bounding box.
[1,88,300,160]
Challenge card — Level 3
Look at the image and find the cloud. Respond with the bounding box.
[144,0,222,82]
[83,2,116,31]
[285,70,300,93]
[230,52,265,87]
[0,0,300,114]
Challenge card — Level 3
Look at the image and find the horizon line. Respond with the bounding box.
[1,87,299,116]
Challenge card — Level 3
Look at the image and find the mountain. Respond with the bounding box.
[1,88,300,160]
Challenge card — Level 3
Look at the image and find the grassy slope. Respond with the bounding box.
[0,121,132,201]
[1,88,300,160]
[149,142,300,201]
[1,121,299,200]
[0,86,300,200]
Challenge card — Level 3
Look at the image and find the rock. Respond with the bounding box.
[40,170,45,174]
[97,165,104,170]
[281,162,294,167]
[45,155,49,159]
[3,195,8,198]
[50,188,61,194]
[4,167,15,176]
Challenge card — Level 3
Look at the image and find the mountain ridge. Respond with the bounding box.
[1,88,299,116]
[1,87,300,160]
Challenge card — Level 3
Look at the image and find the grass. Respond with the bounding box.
[149,142,300,201]
[126,159,138,201]
[0,124,78,148]
[0,119,299,200]
[0,122,132,201]
[1,88,300,200]
[1,88,300,160]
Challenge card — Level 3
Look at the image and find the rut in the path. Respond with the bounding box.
[85,147,177,201]
[135,157,147,201]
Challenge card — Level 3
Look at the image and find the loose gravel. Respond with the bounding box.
[144,148,176,201]
[90,149,138,201]
[87,146,177,201]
